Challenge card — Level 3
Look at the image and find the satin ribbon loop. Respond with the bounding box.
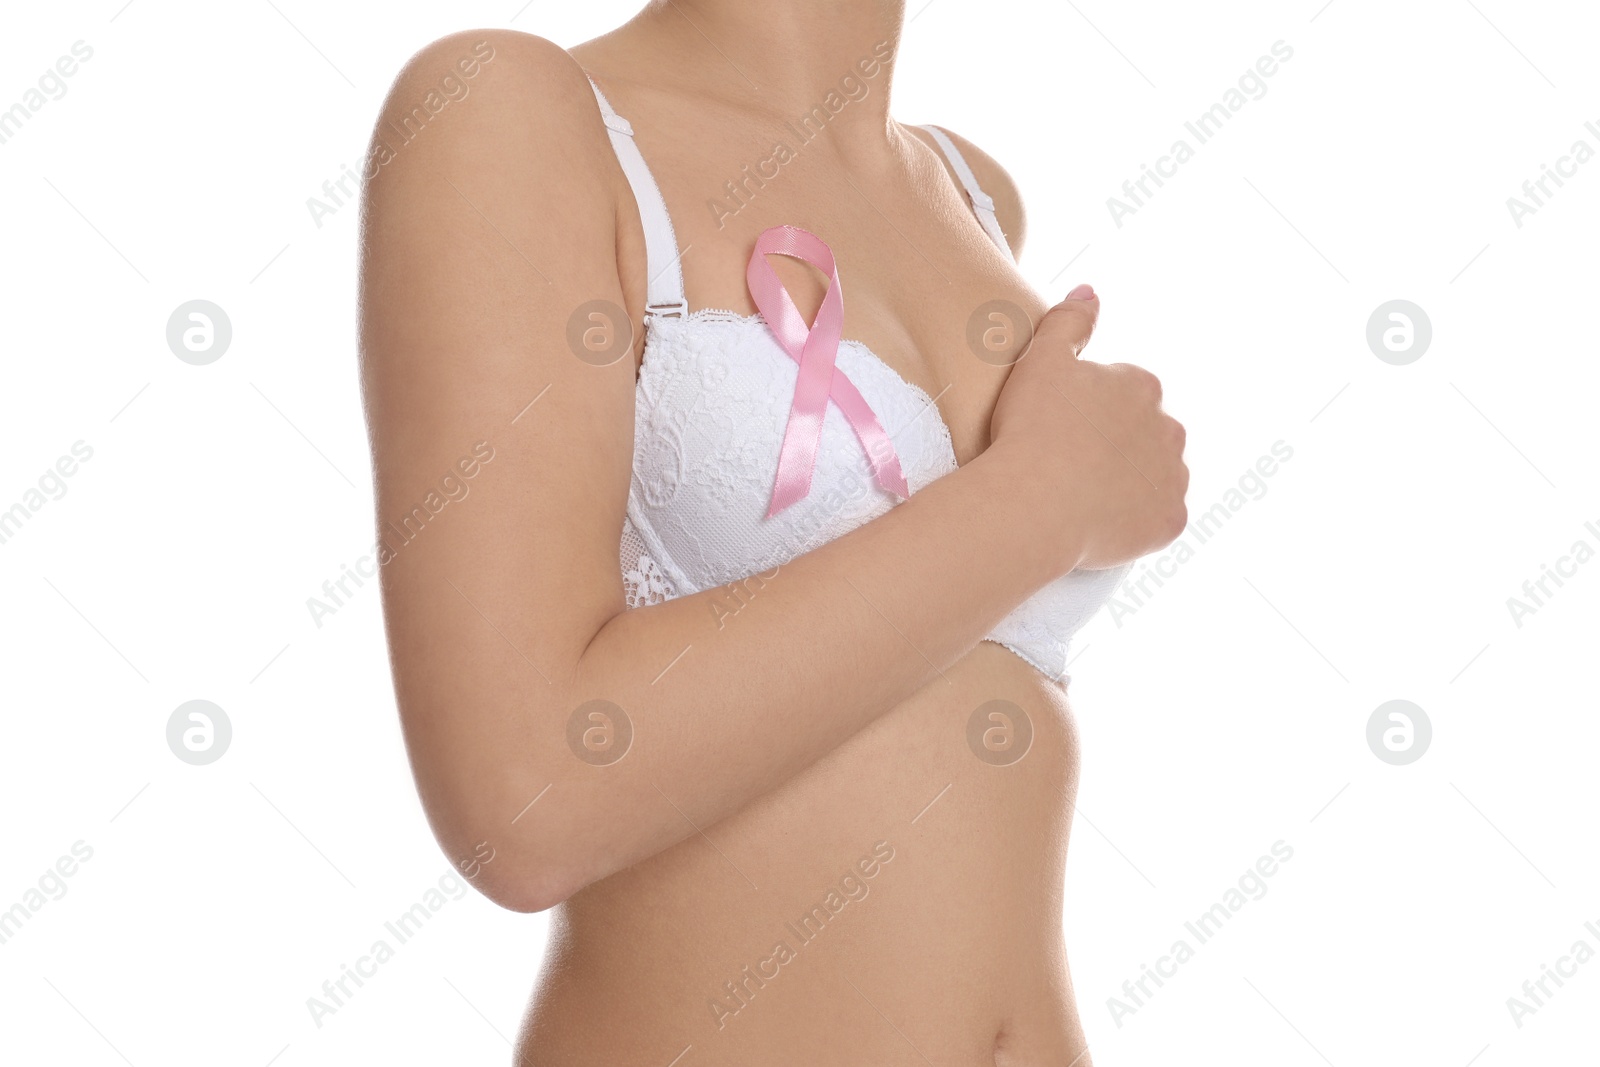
[746,225,911,517]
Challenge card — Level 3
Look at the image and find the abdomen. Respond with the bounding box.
[521,642,1085,1066]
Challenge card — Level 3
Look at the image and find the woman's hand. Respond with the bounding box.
[987,285,1189,572]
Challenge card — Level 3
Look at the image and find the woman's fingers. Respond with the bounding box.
[1034,284,1101,359]
[987,281,1190,571]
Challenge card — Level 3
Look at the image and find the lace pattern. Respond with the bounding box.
[621,515,678,609]
[615,309,1131,683]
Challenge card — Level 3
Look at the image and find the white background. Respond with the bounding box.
[1,1,1596,1064]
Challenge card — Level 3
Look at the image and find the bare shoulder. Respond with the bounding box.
[375,29,595,131]
[358,28,634,372]
[906,123,1027,259]
[363,29,619,213]
[358,27,638,461]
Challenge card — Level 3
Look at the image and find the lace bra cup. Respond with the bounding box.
[590,76,1132,683]
[628,310,957,586]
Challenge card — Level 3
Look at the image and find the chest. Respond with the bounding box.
[616,119,1043,467]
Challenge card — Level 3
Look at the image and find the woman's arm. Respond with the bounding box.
[360,32,1185,912]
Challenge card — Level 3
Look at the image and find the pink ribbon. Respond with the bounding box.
[746,225,910,517]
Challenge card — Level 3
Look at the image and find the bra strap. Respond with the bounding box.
[917,124,1015,263]
[587,76,688,317]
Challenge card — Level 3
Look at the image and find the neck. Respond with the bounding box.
[634,0,905,124]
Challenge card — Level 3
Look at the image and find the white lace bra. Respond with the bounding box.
[590,77,1131,685]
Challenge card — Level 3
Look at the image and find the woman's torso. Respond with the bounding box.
[529,648,1085,1066]
[521,36,1095,1067]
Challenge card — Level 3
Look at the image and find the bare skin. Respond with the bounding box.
[359,2,1187,1064]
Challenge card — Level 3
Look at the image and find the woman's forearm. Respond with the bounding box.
[548,445,1065,901]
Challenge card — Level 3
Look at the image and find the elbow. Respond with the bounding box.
[477,862,579,914]
[452,833,589,914]
[421,746,621,914]
[464,844,582,915]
